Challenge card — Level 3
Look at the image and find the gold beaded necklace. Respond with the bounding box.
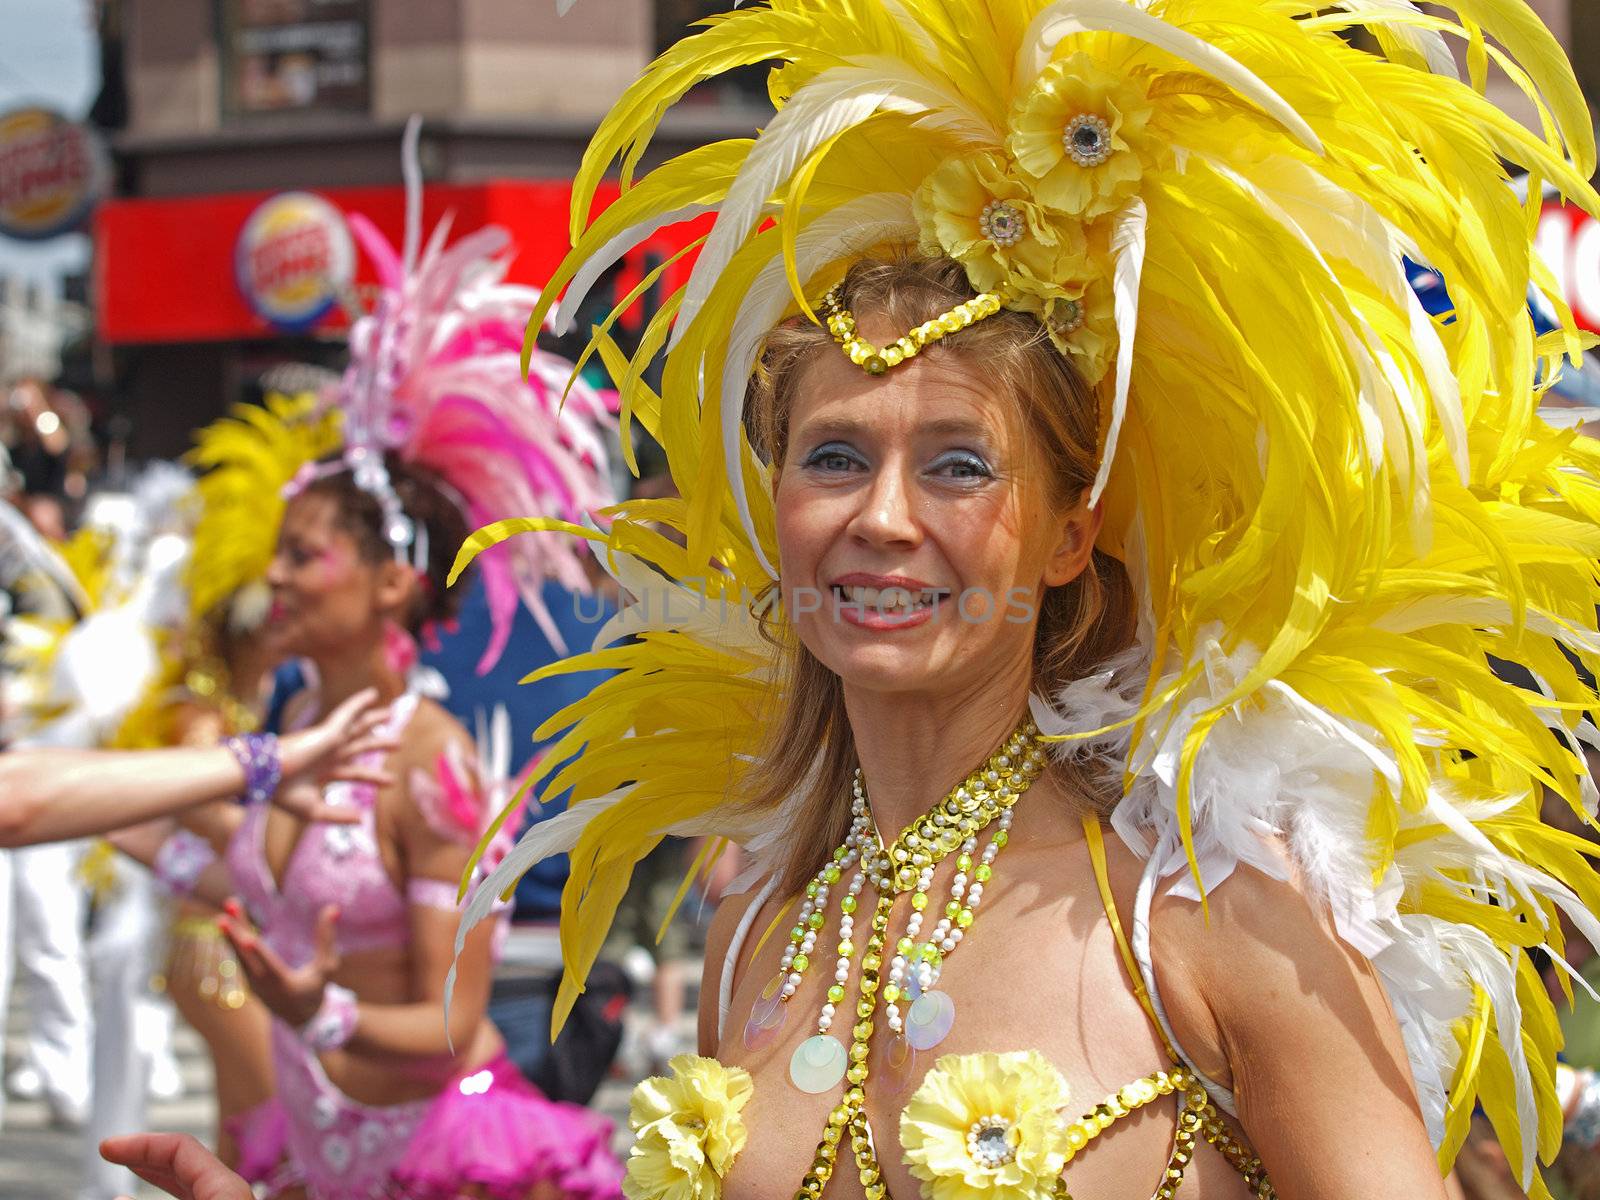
[751,720,1047,1200]
[740,720,1277,1200]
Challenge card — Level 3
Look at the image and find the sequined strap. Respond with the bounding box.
[1049,1066,1276,1200]
[1081,817,1177,1063]
[1051,1067,1202,1199]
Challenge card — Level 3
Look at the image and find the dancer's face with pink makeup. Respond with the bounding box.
[266,492,411,661]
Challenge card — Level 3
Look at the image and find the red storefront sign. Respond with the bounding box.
[95,180,702,344]
[1537,202,1600,334]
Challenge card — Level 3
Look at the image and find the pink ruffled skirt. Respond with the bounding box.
[227,1026,621,1200]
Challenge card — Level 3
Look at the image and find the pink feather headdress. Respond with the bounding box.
[321,118,618,673]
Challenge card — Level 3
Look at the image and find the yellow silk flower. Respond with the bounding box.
[901,1050,1072,1200]
[913,151,1088,302]
[912,150,1115,384]
[1036,236,1117,385]
[624,1054,753,1200]
[1008,54,1163,220]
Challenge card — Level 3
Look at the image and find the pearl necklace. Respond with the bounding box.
[743,720,1047,1198]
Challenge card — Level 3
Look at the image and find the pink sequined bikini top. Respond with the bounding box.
[226,694,438,967]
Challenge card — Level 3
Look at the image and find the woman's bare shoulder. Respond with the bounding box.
[382,697,476,841]
[1144,849,1399,1094]
[392,696,473,773]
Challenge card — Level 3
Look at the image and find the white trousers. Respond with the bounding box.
[81,860,168,1200]
[0,839,94,1120]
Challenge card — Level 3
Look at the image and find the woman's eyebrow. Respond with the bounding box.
[792,416,869,442]
[919,416,993,439]
[794,415,993,440]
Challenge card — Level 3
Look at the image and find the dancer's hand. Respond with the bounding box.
[275,687,399,822]
[219,899,342,1030]
[100,1132,252,1200]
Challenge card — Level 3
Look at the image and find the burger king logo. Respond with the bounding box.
[235,192,355,331]
[0,107,106,241]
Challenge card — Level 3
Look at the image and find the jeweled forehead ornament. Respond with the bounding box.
[819,283,1012,376]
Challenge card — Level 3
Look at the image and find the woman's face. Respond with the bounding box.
[265,492,401,660]
[773,320,1100,700]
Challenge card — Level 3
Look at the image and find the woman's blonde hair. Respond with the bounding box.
[743,253,1137,899]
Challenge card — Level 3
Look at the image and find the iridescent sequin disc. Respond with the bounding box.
[874,1030,916,1087]
[743,973,787,1051]
[790,1034,849,1093]
[905,989,957,1051]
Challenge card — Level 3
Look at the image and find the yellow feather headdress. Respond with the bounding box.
[451,1,1600,1185]
[184,391,343,632]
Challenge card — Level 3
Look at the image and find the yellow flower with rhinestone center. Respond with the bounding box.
[913,151,1089,301]
[1009,54,1163,220]
[900,1050,1072,1200]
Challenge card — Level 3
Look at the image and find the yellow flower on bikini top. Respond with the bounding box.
[900,1051,1073,1200]
[624,1054,753,1200]
[624,1050,1077,1200]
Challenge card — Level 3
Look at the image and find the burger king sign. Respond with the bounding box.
[0,106,106,241]
[235,191,355,332]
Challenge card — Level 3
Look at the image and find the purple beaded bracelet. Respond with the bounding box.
[225,732,282,807]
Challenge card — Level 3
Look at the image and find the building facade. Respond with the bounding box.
[98,0,758,456]
[117,0,760,197]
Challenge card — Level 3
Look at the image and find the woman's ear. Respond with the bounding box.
[1042,492,1104,588]
[374,558,420,621]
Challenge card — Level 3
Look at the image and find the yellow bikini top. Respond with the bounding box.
[622,819,1276,1200]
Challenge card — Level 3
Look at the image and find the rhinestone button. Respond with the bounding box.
[1063,113,1114,166]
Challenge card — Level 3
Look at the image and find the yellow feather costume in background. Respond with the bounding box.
[448,2,1600,1188]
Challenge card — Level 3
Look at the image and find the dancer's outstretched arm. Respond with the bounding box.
[0,688,395,847]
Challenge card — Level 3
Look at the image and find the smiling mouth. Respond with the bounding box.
[832,584,951,614]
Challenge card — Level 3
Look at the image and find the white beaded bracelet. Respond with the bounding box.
[299,983,359,1052]
[152,830,216,898]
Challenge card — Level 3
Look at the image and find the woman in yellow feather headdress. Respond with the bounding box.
[101,2,1600,1199]
[451,2,1600,1197]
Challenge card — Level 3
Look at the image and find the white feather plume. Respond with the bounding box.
[552,203,717,337]
[673,60,997,348]
[1092,197,1147,507]
[1325,0,1463,80]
